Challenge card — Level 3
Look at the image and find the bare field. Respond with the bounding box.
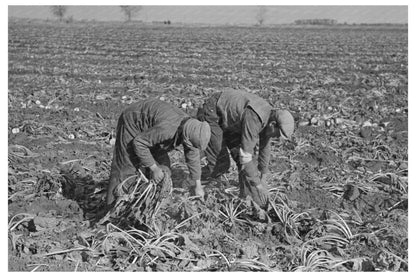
[8,22,408,271]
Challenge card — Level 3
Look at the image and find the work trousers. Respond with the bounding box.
[196,93,261,192]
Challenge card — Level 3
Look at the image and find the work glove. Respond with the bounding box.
[149,164,164,183]
[254,183,269,207]
[242,180,269,209]
[239,164,269,209]
[194,180,205,199]
[184,179,205,199]
[157,165,173,199]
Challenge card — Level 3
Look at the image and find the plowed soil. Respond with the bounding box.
[8,21,407,271]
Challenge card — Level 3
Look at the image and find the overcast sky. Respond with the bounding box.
[8,5,408,24]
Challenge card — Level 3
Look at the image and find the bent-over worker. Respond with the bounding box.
[197,88,294,208]
[107,99,211,206]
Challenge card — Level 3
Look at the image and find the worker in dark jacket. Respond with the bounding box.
[106,99,211,206]
[197,88,294,208]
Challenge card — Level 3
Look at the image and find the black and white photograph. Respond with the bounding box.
[6,1,410,272]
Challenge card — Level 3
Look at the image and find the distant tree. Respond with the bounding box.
[120,6,142,22]
[256,6,267,25]
[294,18,337,25]
[50,6,67,22]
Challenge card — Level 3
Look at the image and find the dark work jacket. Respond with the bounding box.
[110,99,201,186]
[216,88,273,174]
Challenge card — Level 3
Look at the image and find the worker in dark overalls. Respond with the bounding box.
[197,88,294,208]
[107,99,211,206]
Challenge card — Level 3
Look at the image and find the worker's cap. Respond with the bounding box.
[273,110,294,139]
[182,118,211,150]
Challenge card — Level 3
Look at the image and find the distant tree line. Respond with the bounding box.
[355,22,408,26]
[294,18,338,25]
[47,6,405,27]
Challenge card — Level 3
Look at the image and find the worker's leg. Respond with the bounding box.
[197,93,230,178]
[107,116,138,205]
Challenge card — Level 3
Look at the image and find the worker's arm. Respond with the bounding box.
[183,140,204,198]
[258,132,271,178]
[240,107,269,207]
[183,141,202,181]
[132,123,176,182]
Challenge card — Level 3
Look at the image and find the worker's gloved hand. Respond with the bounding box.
[194,180,205,199]
[184,178,205,200]
[245,182,269,208]
[255,183,269,207]
[149,164,164,183]
[185,179,205,199]
[239,164,269,209]
[157,165,173,199]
